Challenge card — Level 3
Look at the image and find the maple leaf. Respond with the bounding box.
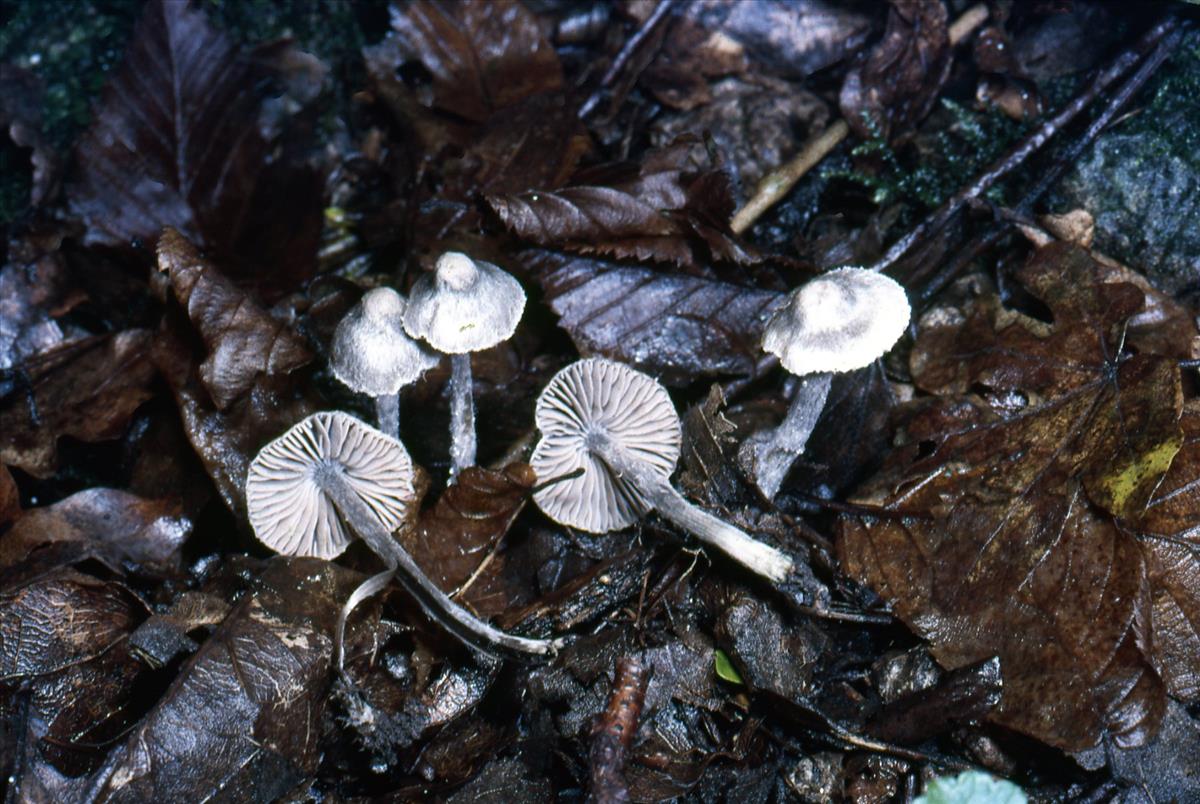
[837,243,1199,752]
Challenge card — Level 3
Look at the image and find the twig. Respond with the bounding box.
[914,17,1184,303]
[578,0,678,119]
[730,3,990,234]
[587,658,650,804]
[872,14,1179,274]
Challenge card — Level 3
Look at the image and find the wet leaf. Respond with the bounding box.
[403,464,536,619]
[67,0,326,296]
[89,558,360,802]
[490,140,757,269]
[0,487,190,572]
[0,331,157,478]
[0,466,18,527]
[158,228,312,410]
[713,649,744,685]
[526,250,782,385]
[837,244,1197,751]
[371,0,563,123]
[839,0,951,142]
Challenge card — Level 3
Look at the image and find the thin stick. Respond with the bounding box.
[578,0,678,119]
[729,3,990,234]
[871,14,1178,274]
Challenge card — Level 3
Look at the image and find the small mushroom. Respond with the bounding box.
[404,252,526,478]
[246,411,562,662]
[739,268,911,500]
[329,287,438,439]
[531,358,793,583]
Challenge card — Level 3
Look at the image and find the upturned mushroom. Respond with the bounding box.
[531,358,793,583]
[739,267,911,500]
[404,252,526,478]
[329,287,438,439]
[246,411,562,662]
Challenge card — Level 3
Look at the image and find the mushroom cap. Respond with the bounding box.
[531,358,681,533]
[330,287,439,397]
[403,252,527,354]
[762,267,911,376]
[245,411,415,559]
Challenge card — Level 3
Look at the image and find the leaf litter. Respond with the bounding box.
[1,0,1199,800]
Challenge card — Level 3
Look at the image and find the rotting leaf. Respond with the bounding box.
[490,140,758,269]
[837,244,1196,751]
[88,558,360,803]
[158,228,312,410]
[839,0,951,142]
[68,0,326,297]
[369,0,563,123]
[525,250,783,385]
[403,463,536,619]
[0,331,157,478]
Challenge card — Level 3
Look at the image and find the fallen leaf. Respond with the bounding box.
[839,0,951,142]
[158,228,312,410]
[403,464,536,619]
[0,466,18,527]
[67,0,326,297]
[526,250,782,385]
[0,331,157,478]
[88,558,360,802]
[837,244,1196,751]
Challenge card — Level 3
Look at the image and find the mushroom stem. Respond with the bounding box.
[738,372,832,501]
[448,353,477,477]
[592,438,793,583]
[375,394,400,440]
[316,464,563,659]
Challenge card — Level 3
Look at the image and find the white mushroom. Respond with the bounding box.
[329,287,438,439]
[531,358,793,583]
[246,411,562,663]
[739,268,911,500]
[404,252,526,478]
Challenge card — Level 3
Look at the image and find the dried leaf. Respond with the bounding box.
[837,244,1196,751]
[0,331,157,478]
[158,228,312,410]
[68,0,326,296]
[89,558,360,802]
[372,0,563,123]
[839,0,951,142]
[527,250,782,385]
[490,141,756,269]
[403,464,536,619]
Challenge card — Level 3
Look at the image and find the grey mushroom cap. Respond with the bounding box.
[245,411,415,559]
[762,268,911,376]
[330,287,439,397]
[403,252,527,354]
[531,358,680,533]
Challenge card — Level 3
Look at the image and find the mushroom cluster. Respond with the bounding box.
[246,411,562,663]
[530,358,793,583]
[739,267,910,500]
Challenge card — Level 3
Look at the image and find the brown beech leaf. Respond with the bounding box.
[372,0,563,123]
[837,244,1198,752]
[839,0,951,142]
[404,464,536,619]
[489,140,757,269]
[158,228,312,411]
[68,0,326,297]
[0,488,191,572]
[526,250,782,385]
[0,466,18,528]
[0,331,156,478]
[88,558,360,802]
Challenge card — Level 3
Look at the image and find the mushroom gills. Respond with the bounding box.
[314,462,564,661]
[590,434,794,583]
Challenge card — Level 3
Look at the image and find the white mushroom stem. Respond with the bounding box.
[448,353,477,477]
[590,435,794,583]
[739,372,833,501]
[375,394,400,440]
[313,462,563,659]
